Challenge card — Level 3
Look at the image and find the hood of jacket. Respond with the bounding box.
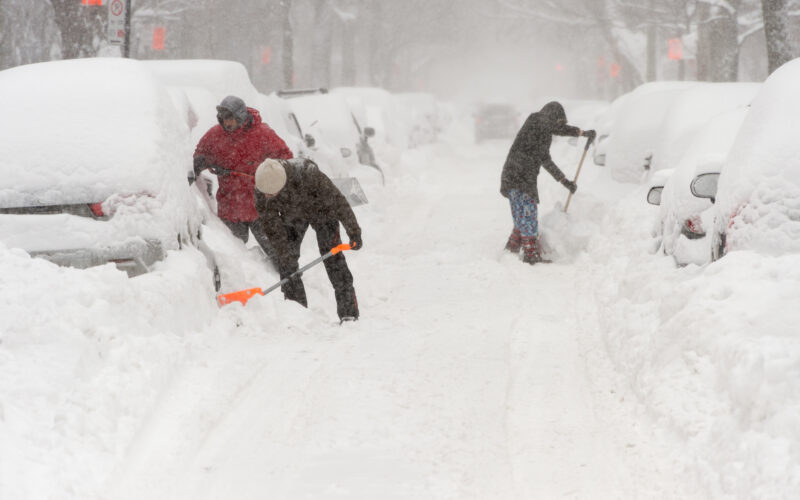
[539,101,567,125]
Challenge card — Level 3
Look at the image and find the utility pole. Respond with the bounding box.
[123,0,132,57]
[108,0,132,57]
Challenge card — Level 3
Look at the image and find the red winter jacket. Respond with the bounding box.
[194,108,293,222]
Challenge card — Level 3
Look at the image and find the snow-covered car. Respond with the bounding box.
[332,86,409,164]
[605,81,698,183]
[647,106,750,266]
[143,59,305,154]
[649,82,761,174]
[0,58,219,288]
[279,89,383,185]
[142,59,261,109]
[395,92,441,147]
[145,61,315,216]
[473,102,519,143]
[699,59,800,261]
[592,92,630,166]
[645,168,674,255]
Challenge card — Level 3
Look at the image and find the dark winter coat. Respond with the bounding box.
[194,107,293,222]
[255,159,361,274]
[500,101,581,203]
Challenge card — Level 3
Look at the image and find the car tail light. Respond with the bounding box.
[89,203,105,217]
[681,216,705,239]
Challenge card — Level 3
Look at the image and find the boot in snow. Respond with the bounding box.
[521,236,551,265]
[505,229,522,253]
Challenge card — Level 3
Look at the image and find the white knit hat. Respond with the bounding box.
[255,159,287,195]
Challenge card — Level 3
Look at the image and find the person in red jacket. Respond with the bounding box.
[193,95,293,250]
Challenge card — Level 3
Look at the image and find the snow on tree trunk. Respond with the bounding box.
[761,0,793,74]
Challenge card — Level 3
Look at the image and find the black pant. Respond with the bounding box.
[278,220,359,320]
[223,220,274,258]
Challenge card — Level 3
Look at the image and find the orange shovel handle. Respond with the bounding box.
[216,243,353,307]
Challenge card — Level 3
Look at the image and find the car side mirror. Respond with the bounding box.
[646,186,664,206]
[364,127,376,138]
[304,133,316,148]
[690,172,719,204]
[340,147,352,158]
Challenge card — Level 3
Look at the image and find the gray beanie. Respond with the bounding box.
[255,159,287,195]
[216,95,249,124]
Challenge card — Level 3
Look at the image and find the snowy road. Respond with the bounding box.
[102,139,692,499]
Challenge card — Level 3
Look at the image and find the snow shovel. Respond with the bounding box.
[564,137,593,213]
[216,243,353,307]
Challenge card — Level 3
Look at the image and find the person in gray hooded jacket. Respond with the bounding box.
[500,101,595,264]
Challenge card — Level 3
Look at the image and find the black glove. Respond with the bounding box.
[349,233,363,251]
[193,156,208,177]
[210,164,230,177]
[562,179,577,194]
[582,129,597,145]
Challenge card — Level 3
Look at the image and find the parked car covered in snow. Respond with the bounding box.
[604,81,697,183]
[698,59,800,260]
[395,92,441,147]
[332,86,409,164]
[473,102,519,143]
[649,82,761,174]
[647,106,750,266]
[279,89,383,186]
[0,58,219,287]
[142,59,261,110]
[592,92,630,166]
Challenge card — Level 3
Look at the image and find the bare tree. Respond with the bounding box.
[281,0,295,88]
[49,0,105,59]
[761,0,794,73]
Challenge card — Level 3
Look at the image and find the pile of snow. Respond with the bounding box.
[586,187,800,498]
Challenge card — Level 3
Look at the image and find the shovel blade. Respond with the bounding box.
[217,287,263,307]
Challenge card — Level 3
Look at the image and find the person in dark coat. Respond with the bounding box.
[500,101,595,264]
[254,158,362,322]
[193,95,293,251]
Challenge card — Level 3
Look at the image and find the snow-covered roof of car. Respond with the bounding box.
[650,82,761,174]
[142,59,260,107]
[287,93,361,151]
[605,84,696,184]
[0,58,192,206]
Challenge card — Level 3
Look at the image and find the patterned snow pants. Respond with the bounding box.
[508,189,538,237]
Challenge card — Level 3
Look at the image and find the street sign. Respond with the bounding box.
[108,0,126,45]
